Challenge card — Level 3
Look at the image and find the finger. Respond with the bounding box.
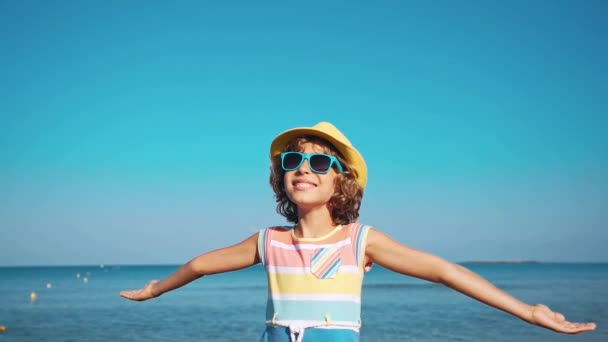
[556,321,597,334]
[120,290,140,299]
[569,322,597,333]
[119,290,133,298]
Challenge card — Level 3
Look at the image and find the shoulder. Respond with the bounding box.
[355,226,392,251]
[258,226,293,242]
[344,223,376,246]
[345,223,376,235]
[260,226,292,235]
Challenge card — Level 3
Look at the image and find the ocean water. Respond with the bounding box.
[0,263,606,341]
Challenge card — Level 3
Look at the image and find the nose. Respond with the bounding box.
[295,158,312,174]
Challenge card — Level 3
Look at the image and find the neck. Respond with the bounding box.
[295,206,337,239]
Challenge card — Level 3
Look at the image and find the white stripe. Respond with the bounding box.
[270,239,351,250]
[266,319,360,331]
[267,265,360,274]
[271,293,361,303]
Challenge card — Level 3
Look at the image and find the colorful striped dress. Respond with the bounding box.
[258,223,371,342]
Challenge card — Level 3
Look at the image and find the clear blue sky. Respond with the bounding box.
[1,1,606,266]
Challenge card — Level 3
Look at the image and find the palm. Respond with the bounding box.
[531,304,596,334]
[120,280,158,301]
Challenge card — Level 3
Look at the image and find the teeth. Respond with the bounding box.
[294,182,315,189]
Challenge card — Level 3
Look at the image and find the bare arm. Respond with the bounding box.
[120,232,260,301]
[365,228,596,334]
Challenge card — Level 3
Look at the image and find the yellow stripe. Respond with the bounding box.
[311,248,335,272]
[269,272,363,296]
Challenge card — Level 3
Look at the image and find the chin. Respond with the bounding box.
[289,196,329,208]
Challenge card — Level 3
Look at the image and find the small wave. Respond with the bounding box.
[364,283,439,290]
[363,283,529,290]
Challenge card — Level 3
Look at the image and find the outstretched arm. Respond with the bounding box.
[120,232,260,301]
[365,228,596,334]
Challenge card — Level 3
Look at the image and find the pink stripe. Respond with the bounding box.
[264,224,360,268]
[315,250,340,275]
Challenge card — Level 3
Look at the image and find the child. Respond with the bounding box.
[120,122,597,342]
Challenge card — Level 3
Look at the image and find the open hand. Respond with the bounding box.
[530,304,596,334]
[120,280,159,301]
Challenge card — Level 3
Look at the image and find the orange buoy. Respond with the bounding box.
[30,292,37,301]
[0,325,7,332]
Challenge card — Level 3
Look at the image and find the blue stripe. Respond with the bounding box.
[355,225,363,266]
[322,258,341,278]
[261,326,358,342]
[311,247,331,264]
[266,299,361,322]
[355,225,368,268]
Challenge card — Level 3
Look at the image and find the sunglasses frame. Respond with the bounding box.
[280,152,344,174]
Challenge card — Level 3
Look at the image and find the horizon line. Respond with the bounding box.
[2,261,608,268]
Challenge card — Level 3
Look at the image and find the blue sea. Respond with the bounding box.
[0,263,605,341]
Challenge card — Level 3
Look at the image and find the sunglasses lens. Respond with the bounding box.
[282,152,303,170]
[310,154,332,172]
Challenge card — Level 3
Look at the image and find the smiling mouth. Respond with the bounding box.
[294,182,316,190]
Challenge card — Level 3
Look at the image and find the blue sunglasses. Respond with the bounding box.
[280,152,344,174]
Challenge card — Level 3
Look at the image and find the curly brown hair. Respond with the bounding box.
[269,136,364,225]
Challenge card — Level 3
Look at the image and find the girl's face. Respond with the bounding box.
[283,141,338,212]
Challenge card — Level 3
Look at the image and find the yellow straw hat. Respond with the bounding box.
[270,122,368,189]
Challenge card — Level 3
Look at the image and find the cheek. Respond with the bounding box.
[283,173,292,187]
[282,173,296,196]
[320,176,337,196]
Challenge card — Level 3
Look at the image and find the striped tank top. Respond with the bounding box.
[258,223,371,337]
